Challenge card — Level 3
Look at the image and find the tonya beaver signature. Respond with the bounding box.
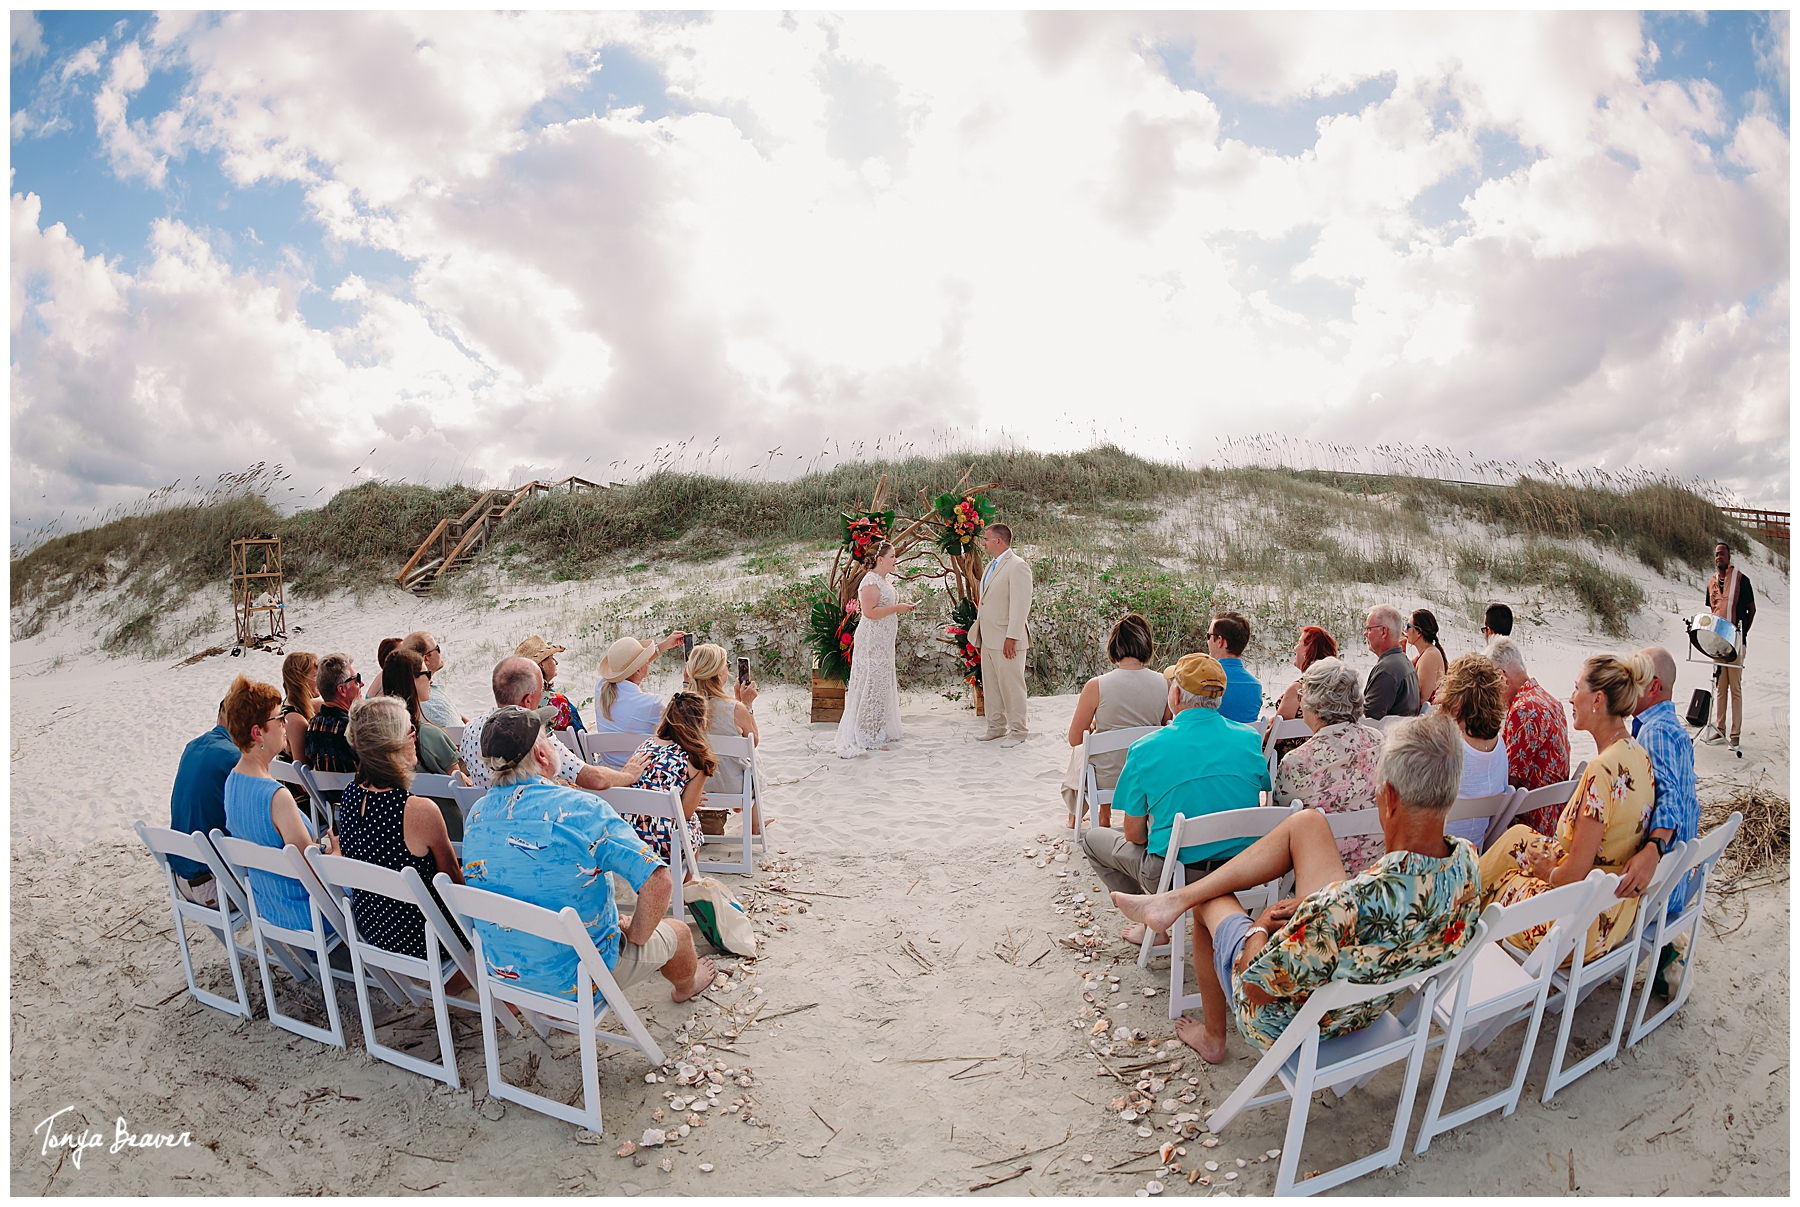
[34,1105,193,1168]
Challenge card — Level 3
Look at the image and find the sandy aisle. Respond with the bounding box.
[9,553,1790,1196]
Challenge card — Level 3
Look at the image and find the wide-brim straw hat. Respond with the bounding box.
[515,634,567,665]
[597,637,658,683]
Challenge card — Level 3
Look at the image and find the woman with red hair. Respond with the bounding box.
[1271,626,1340,761]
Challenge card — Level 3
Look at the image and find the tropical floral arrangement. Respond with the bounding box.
[840,510,894,566]
[937,596,981,687]
[807,589,859,681]
[932,491,995,556]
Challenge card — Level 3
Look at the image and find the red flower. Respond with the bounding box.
[1439,918,1466,947]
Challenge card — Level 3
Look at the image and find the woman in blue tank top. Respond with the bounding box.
[220,675,324,932]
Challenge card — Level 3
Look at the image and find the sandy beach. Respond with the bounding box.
[9,545,1789,1196]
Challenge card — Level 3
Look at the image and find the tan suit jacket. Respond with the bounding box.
[969,551,1033,649]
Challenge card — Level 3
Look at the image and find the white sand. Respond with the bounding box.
[9,545,1788,1194]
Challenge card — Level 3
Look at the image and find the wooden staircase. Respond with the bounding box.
[396,476,604,594]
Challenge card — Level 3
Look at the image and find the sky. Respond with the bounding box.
[9,10,1791,544]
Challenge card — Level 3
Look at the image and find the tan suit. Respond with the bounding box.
[969,550,1034,737]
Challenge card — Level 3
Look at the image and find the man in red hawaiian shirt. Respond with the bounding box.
[1487,636,1570,835]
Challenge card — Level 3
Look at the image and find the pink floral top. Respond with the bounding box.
[1273,722,1386,875]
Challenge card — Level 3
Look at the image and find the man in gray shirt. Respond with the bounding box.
[1362,605,1419,720]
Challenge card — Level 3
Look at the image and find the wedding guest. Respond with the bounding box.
[592,632,689,768]
[403,631,467,730]
[1435,652,1509,844]
[458,657,646,794]
[517,635,584,735]
[1362,605,1419,720]
[1061,614,1170,831]
[1274,626,1338,721]
[222,675,324,933]
[1480,654,1656,963]
[684,643,760,801]
[463,707,714,1003]
[1404,609,1449,707]
[1080,653,1269,950]
[304,653,362,772]
[335,696,466,982]
[278,652,321,764]
[623,691,713,872]
[1206,611,1262,724]
[1272,658,1385,874]
[167,696,238,905]
[1487,636,1570,834]
[1481,602,1513,640]
[1111,714,1479,1063]
[381,648,461,776]
[365,636,403,698]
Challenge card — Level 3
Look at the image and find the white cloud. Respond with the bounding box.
[10,10,1792,538]
[11,11,45,68]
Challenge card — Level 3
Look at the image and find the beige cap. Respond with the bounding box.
[1164,652,1228,697]
[596,637,658,683]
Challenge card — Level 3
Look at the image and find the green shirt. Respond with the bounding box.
[1113,706,1271,864]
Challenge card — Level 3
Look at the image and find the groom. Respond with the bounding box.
[970,523,1033,746]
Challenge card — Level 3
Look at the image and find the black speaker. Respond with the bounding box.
[1685,689,1713,728]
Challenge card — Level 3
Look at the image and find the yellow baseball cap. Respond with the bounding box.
[1164,652,1227,697]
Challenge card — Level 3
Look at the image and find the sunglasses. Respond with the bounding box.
[349,673,364,684]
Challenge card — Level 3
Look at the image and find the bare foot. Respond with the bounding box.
[672,956,716,1003]
[1175,1016,1228,1064]
[1112,890,1184,938]
[1121,922,1169,947]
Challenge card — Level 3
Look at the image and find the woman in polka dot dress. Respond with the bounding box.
[334,697,468,981]
[623,691,715,876]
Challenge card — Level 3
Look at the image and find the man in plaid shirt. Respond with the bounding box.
[1616,647,1700,914]
[1486,637,1569,834]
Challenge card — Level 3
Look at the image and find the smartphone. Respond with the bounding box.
[738,656,750,686]
[682,632,696,662]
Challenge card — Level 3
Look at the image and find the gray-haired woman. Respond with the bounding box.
[1271,658,1387,874]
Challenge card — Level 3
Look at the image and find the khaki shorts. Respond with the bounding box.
[610,918,686,989]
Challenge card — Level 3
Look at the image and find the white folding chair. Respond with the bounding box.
[1262,717,1313,787]
[1207,916,1491,1197]
[449,783,486,828]
[1413,872,1617,1153]
[549,729,583,762]
[1538,842,1685,1102]
[578,731,654,767]
[1143,803,1301,1009]
[306,851,500,1088]
[1073,725,1161,839]
[134,822,256,1019]
[443,725,464,749]
[1485,761,1587,848]
[1443,790,1521,852]
[698,733,766,875]
[1627,812,1742,1048]
[296,765,355,831]
[1250,715,1270,739]
[596,786,696,917]
[434,876,666,1131]
[271,760,326,832]
[210,833,350,1047]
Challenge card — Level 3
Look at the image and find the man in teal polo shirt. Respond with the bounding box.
[1081,652,1270,947]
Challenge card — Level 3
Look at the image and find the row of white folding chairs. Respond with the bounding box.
[1185,809,1743,1195]
[136,822,666,1130]
[574,730,766,876]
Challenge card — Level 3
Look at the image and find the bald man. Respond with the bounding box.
[1615,647,1699,906]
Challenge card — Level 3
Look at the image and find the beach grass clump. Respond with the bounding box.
[1454,540,1646,637]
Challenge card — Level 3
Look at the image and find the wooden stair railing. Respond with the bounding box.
[396,477,606,593]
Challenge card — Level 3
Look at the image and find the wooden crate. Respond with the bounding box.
[810,667,847,723]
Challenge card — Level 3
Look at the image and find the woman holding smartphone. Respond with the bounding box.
[684,644,759,806]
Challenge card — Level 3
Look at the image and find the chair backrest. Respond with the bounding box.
[550,730,582,761]
[411,772,460,798]
[443,725,464,748]
[1166,803,1300,853]
[709,733,757,760]
[594,785,693,910]
[1081,725,1162,760]
[450,783,486,820]
[212,831,347,939]
[579,731,653,762]
[1504,871,1623,975]
[1321,807,1385,841]
[304,850,474,992]
[300,767,356,794]
[1444,791,1518,827]
[136,821,224,883]
[1663,811,1743,920]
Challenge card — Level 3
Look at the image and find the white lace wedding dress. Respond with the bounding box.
[832,573,904,757]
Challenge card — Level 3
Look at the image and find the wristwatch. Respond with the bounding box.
[1650,834,1675,858]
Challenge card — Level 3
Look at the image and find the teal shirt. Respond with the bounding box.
[1114,707,1272,864]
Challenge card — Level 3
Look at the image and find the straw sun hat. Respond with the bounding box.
[597,637,659,683]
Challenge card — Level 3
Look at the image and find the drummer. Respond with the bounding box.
[1703,542,1756,750]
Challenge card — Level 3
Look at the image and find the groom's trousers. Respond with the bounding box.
[981,642,1029,738]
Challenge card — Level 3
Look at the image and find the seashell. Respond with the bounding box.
[698,1163,713,1173]
[659,1157,673,1173]
[1145,1180,1164,1195]
[1267,1149,1281,1159]
[1136,1126,1154,1139]
[1225,1171,1238,1182]
[1054,853,1068,862]
[1133,1028,1150,1042]
[727,1104,741,1114]
[1110,1096,1130,1111]
[1082,1154,1094,1164]
[1119,1110,1139,1122]
[1100,1045,1114,1056]
[678,1063,697,1080]
[670,1097,687,1111]
[1093,1019,1111,1035]
[1201,1137,1219,1148]
[1024,849,1037,857]
[1108,974,1121,983]
[677,1124,691,1138]
[1143,987,1157,997]
[709,1071,725,1085]
[1205,1161,1219,1172]
[617,1142,637,1157]
[1136,1079,1152,1091]
[1161,1099,1178,1112]
[1159,1142,1175,1163]
[1135,1190,1149,1198]
[1187,1076,1200,1085]
[1174,1113,1196,1124]
[713,974,730,989]
[693,1101,710,1112]
[1180,1093,1197,1104]
[737,1076,753,1088]
[640,1129,666,1148]
[1176,1147,1187,1157]
[687,1114,702,1128]
[1148,1077,1166,1092]
[691,1045,708,1056]
[651,1108,666,1123]
[644,1073,658,1084]
[1082,928,1095,937]
[1187,1169,1203,1185]
[1235,1158,1246,1168]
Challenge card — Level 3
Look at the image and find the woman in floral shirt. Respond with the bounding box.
[1479,653,1657,961]
[623,691,714,871]
[1274,657,1386,874]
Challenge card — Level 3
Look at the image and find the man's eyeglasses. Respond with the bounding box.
[349,673,364,684]
[424,646,440,657]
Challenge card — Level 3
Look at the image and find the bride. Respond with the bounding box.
[833,542,917,757]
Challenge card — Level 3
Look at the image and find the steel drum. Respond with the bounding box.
[1687,611,1739,662]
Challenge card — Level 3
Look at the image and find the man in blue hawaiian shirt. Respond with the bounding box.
[462,707,715,1001]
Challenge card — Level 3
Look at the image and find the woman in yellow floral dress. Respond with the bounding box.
[1478,653,1656,961]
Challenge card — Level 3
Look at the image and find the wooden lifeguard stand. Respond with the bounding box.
[231,536,287,648]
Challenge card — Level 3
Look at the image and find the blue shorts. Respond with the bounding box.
[1212,909,1255,997]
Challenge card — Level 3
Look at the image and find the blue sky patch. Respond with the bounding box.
[1150,40,1397,157]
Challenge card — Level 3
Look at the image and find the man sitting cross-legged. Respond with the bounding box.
[1113,714,1481,1062]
